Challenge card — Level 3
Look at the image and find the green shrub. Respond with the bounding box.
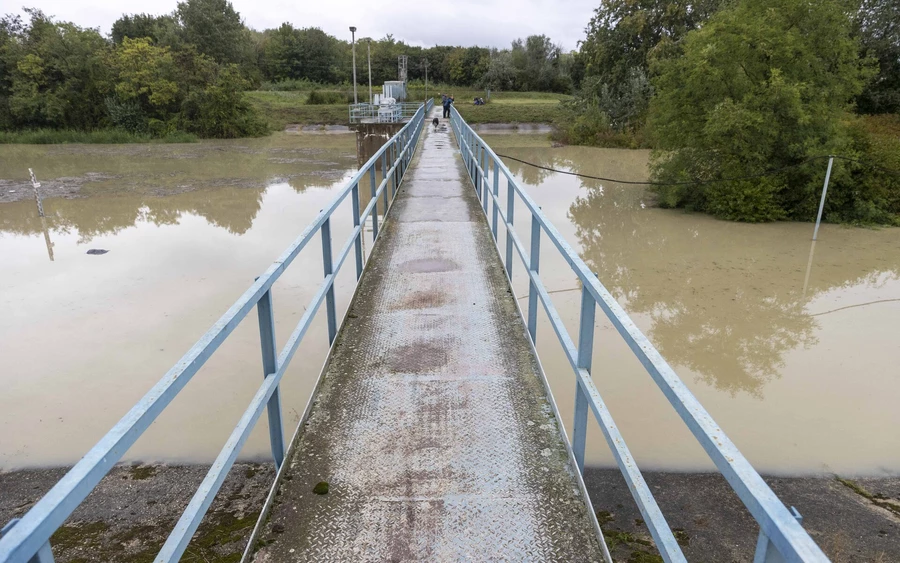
[104,97,148,134]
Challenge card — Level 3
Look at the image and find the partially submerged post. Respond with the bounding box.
[812,156,834,241]
[28,168,44,217]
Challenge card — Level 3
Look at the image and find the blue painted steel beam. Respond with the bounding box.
[256,289,285,468]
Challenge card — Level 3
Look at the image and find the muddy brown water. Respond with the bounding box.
[1,133,898,477]
[493,140,900,476]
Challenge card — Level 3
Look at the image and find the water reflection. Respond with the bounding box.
[0,134,363,469]
[0,135,359,245]
[504,147,900,398]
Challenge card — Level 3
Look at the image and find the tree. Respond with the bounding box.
[580,0,722,87]
[181,64,265,137]
[649,0,874,222]
[0,9,110,130]
[175,0,248,65]
[480,50,518,91]
[106,37,180,125]
[572,0,721,133]
[110,13,178,45]
[507,35,570,92]
[856,0,900,113]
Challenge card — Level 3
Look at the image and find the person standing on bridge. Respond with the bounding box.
[443,94,454,118]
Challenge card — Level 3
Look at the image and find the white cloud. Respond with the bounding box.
[7,0,597,51]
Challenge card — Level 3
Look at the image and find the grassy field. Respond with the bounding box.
[248,89,568,129]
[246,91,350,130]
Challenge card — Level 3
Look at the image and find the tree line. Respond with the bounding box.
[0,0,578,139]
[563,0,900,225]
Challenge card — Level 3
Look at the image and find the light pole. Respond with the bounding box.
[349,26,358,105]
[367,40,373,104]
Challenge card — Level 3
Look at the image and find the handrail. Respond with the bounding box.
[449,106,830,563]
[0,99,435,563]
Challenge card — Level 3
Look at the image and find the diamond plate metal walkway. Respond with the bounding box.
[251,110,605,561]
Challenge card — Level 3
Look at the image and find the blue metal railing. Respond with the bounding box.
[0,99,434,563]
[349,102,424,123]
[449,107,830,563]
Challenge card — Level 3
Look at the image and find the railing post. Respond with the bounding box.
[369,166,378,239]
[256,289,285,467]
[390,140,396,192]
[754,508,803,563]
[475,141,481,198]
[505,180,515,280]
[467,139,478,183]
[492,157,500,240]
[573,285,596,472]
[321,217,337,344]
[381,150,390,211]
[351,182,363,279]
[481,147,489,212]
[1,519,55,563]
[527,215,541,341]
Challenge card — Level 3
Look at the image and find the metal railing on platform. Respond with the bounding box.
[0,99,434,563]
[349,102,424,124]
[449,106,830,563]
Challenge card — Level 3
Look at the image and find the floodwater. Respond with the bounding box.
[0,133,372,469]
[0,132,898,476]
[490,137,900,476]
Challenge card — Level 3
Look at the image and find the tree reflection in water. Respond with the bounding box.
[503,147,899,398]
[0,172,352,243]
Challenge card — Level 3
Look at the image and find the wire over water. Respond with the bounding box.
[494,153,900,186]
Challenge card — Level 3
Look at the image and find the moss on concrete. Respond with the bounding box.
[837,477,900,517]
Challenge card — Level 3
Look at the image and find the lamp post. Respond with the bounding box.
[367,40,373,104]
[349,26,358,105]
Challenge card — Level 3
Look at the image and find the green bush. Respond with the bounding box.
[181,65,267,138]
[104,97,148,134]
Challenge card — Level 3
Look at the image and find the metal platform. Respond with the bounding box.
[250,111,606,561]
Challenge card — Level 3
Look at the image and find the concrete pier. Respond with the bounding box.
[251,111,605,561]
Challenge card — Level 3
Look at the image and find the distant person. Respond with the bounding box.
[443,95,454,118]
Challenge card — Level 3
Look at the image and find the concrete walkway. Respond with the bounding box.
[252,111,605,561]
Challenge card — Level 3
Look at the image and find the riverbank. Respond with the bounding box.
[1,465,896,562]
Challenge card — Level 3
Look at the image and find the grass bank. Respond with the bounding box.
[249,89,568,129]
[0,129,198,144]
[247,91,349,129]
[430,89,568,124]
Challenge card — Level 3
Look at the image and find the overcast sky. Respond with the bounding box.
[8,0,599,51]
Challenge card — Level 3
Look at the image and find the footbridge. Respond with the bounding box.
[0,100,830,562]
